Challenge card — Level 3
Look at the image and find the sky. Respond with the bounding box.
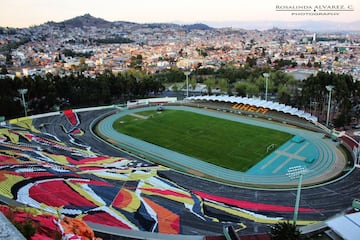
[1,0,359,28]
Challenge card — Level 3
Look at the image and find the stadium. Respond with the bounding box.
[0,95,359,239]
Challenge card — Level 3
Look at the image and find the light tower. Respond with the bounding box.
[287,165,307,225]
[263,73,269,101]
[184,71,191,98]
[326,85,334,127]
[17,89,28,117]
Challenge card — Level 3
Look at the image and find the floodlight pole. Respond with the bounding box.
[287,166,306,225]
[326,85,334,127]
[18,89,28,117]
[263,73,269,101]
[293,173,303,225]
[184,71,191,98]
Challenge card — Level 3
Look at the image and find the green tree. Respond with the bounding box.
[204,78,216,94]
[153,67,185,83]
[234,81,248,97]
[246,56,257,67]
[130,54,143,69]
[269,221,301,240]
[218,78,228,93]
[267,71,296,96]
[243,82,259,97]
[278,84,291,104]
[189,77,197,91]
[301,71,356,126]
[171,84,179,92]
[273,58,297,70]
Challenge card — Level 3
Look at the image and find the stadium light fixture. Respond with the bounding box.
[17,89,28,117]
[326,85,334,127]
[263,73,269,101]
[184,71,191,98]
[287,165,307,225]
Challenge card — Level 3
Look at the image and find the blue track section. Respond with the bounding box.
[97,106,343,186]
[247,136,319,175]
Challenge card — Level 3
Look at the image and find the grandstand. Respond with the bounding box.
[185,95,321,132]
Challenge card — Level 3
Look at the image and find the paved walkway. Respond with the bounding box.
[97,106,346,187]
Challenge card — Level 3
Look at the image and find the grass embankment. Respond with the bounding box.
[113,110,292,171]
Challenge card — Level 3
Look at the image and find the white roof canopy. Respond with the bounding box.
[187,95,318,122]
[326,212,360,240]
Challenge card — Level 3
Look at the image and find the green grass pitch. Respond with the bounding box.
[113,110,292,171]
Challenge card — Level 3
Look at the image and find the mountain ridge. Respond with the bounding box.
[3,14,360,32]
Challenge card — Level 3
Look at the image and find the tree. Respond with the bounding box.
[246,83,259,97]
[0,65,8,74]
[246,56,257,67]
[218,78,228,93]
[278,84,291,104]
[301,71,356,126]
[234,81,247,97]
[273,59,297,70]
[63,49,76,57]
[171,84,179,92]
[153,67,185,83]
[313,62,321,68]
[267,57,272,65]
[5,52,12,65]
[269,221,301,240]
[269,71,294,92]
[130,54,143,69]
[189,77,197,91]
[204,78,216,95]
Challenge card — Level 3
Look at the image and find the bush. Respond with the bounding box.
[270,221,301,240]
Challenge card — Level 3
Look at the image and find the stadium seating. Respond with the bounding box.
[187,95,317,122]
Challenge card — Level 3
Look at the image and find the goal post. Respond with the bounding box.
[266,143,276,152]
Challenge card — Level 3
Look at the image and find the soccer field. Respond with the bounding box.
[113,110,292,171]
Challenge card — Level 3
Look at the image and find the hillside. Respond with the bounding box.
[50,13,113,28]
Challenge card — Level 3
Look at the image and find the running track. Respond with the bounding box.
[97,106,346,186]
